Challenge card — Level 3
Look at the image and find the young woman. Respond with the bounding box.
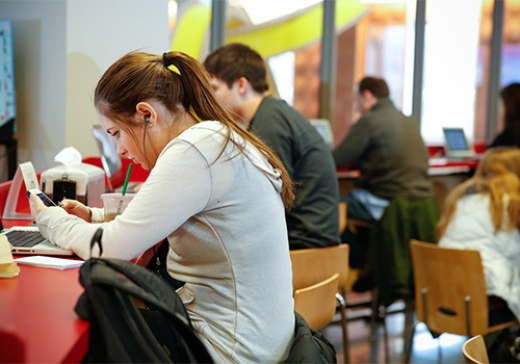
[438,147,520,323]
[30,51,296,363]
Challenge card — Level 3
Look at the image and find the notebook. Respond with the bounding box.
[91,124,140,192]
[442,127,476,159]
[2,219,73,256]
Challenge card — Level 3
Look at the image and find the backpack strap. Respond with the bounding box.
[90,227,104,257]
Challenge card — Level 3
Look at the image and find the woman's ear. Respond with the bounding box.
[135,102,155,125]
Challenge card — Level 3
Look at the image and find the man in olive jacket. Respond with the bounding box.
[333,77,433,282]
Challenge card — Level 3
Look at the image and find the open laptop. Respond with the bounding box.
[91,124,140,192]
[442,127,476,159]
[2,219,73,256]
[310,119,334,149]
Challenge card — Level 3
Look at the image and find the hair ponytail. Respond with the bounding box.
[95,50,294,209]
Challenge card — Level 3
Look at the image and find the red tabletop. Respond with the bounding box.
[0,263,89,363]
[337,155,480,179]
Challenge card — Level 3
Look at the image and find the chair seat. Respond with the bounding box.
[462,335,490,364]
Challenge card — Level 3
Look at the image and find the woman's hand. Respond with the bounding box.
[60,199,92,222]
[29,193,48,217]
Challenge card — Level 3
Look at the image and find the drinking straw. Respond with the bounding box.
[121,163,133,196]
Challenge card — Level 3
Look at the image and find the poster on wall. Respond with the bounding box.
[0,19,16,130]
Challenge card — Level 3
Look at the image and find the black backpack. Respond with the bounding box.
[74,229,214,363]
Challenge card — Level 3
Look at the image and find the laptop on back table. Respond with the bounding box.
[442,127,477,159]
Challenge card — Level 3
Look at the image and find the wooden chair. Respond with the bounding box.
[462,335,489,364]
[290,244,350,363]
[404,240,519,363]
[294,273,340,330]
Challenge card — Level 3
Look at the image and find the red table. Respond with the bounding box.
[0,263,89,363]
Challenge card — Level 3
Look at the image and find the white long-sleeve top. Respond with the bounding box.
[36,121,294,363]
[439,193,520,320]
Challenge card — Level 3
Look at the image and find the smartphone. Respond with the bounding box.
[27,188,58,207]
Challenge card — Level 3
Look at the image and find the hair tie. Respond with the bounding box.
[162,52,181,75]
[162,53,202,123]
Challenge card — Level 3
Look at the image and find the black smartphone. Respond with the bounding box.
[27,188,58,207]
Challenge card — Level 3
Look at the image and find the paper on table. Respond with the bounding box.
[14,256,84,270]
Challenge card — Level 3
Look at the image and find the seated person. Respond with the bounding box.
[204,43,340,250]
[30,50,295,363]
[438,147,520,324]
[489,83,520,149]
[333,76,433,278]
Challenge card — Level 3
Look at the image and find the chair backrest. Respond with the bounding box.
[410,239,489,336]
[462,335,490,364]
[290,244,349,291]
[294,273,340,331]
[0,179,13,218]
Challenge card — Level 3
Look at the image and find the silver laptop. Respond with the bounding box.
[3,219,73,256]
[442,127,475,159]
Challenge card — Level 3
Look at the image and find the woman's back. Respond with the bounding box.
[159,122,294,362]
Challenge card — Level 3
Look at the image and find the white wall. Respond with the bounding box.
[1,0,170,172]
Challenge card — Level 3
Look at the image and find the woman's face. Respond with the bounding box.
[98,113,151,170]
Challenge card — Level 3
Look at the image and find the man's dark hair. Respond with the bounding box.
[203,43,269,93]
[358,77,390,99]
[500,83,520,127]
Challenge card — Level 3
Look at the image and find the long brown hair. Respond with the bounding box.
[94,50,294,208]
[437,147,520,238]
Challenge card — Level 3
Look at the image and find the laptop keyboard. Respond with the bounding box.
[7,230,46,247]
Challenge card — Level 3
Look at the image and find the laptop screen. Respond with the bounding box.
[309,119,334,149]
[443,128,470,151]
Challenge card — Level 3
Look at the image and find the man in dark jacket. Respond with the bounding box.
[204,43,340,250]
[333,76,433,285]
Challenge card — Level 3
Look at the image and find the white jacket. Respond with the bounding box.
[439,193,520,320]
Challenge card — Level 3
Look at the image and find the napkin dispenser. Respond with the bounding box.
[40,163,105,207]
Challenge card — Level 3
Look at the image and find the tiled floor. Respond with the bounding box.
[321,291,467,363]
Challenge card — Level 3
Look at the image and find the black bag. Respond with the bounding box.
[284,312,337,363]
[74,228,214,363]
[486,326,520,363]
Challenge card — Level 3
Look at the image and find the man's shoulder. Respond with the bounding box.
[257,96,302,118]
[254,96,314,129]
[365,103,414,127]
